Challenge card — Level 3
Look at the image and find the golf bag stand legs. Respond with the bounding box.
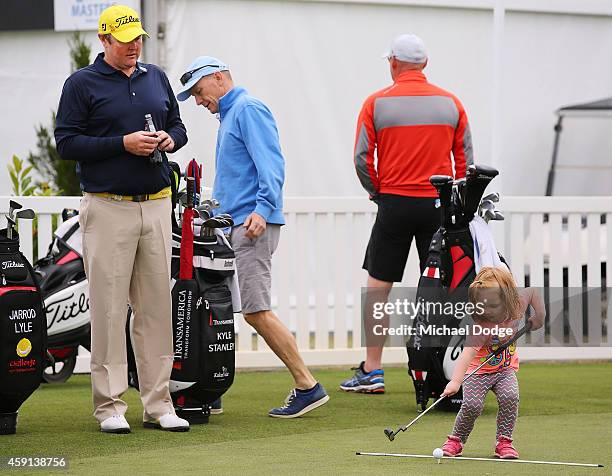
[173,394,211,424]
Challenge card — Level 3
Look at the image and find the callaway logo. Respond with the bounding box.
[196,297,202,309]
[46,292,89,330]
[9,358,36,373]
[1,260,24,270]
[213,366,230,379]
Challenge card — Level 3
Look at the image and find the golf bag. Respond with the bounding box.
[127,160,240,423]
[0,227,46,434]
[407,165,502,412]
[170,226,238,422]
[34,212,90,383]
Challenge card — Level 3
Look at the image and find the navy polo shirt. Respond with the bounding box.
[55,53,188,195]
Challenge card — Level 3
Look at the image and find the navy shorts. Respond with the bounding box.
[363,194,439,282]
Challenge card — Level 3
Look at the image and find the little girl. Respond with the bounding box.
[440,266,545,459]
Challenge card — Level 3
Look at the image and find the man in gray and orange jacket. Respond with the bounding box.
[340,33,474,394]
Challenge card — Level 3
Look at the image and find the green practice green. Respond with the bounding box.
[2,363,610,475]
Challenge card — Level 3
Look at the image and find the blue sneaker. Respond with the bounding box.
[210,398,223,415]
[268,383,329,418]
[339,362,385,393]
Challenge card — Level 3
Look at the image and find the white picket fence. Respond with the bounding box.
[1,195,610,371]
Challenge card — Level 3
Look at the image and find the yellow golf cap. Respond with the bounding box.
[98,5,149,42]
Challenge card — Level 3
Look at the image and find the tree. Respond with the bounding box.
[27,31,91,196]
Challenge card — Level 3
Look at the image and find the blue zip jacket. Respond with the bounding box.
[213,87,285,226]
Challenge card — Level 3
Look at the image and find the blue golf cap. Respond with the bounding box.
[176,56,229,102]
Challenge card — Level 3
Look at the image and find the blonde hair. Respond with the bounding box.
[468,266,521,321]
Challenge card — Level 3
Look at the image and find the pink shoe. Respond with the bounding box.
[442,435,463,457]
[495,436,519,459]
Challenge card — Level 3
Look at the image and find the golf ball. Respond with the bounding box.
[433,448,444,459]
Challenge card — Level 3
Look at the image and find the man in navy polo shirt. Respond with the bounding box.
[55,5,189,434]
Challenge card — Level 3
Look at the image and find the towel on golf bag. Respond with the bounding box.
[468,216,507,272]
[0,228,46,434]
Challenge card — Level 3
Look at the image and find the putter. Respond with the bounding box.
[385,321,533,442]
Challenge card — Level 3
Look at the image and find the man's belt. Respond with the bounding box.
[90,187,172,202]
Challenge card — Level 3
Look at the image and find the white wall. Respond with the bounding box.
[1,0,611,197]
[163,0,493,196]
[501,10,612,195]
[0,29,102,194]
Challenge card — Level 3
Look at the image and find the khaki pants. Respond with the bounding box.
[80,194,174,422]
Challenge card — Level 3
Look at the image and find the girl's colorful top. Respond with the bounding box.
[466,319,520,374]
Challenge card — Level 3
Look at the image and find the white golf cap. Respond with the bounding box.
[383,34,427,64]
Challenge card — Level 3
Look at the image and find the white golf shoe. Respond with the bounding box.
[100,414,131,434]
[143,412,189,432]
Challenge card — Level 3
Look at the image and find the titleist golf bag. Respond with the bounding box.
[0,207,46,434]
[407,165,503,412]
[33,212,90,383]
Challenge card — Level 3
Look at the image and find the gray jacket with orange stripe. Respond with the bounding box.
[354,70,473,198]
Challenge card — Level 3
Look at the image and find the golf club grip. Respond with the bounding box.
[186,177,195,208]
[492,320,533,356]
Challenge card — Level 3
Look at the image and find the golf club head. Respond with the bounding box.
[463,165,499,219]
[483,209,496,223]
[482,192,499,203]
[479,201,495,212]
[62,208,78,221]
[9,200,22,212]
[16,209,35,220]
[202,215,234,229]
[384,428,395,441]
[8,200,22,222]
[195,206,212,220]
[492,211,505,221]
[429,175,454,228]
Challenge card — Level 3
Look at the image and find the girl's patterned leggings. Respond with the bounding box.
[451,369,519,443]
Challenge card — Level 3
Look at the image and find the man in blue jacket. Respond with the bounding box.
[55,5,189,433]
[177,56,329,418]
